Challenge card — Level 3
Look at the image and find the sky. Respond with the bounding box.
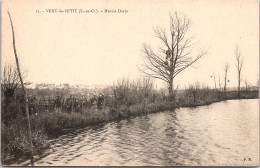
[1,0,259,89]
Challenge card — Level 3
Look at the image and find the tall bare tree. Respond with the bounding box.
[140,13,206,100]
[223,62,230,92]
[7,11,34,166]
[235,46,243,98]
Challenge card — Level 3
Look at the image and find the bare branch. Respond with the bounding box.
[140,13,206,97]
[235,45,243,97]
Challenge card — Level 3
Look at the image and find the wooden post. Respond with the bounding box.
[7,11,34,166]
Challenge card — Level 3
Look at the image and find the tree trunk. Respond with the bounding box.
[8,11,34,166]
[224,72,227,92]
[168,77,174,101]
[238,75,241,98]
[193,92,196,104]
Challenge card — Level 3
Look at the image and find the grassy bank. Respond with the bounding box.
[1,89,258,165]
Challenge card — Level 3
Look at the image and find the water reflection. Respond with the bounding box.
[29,99,258,166]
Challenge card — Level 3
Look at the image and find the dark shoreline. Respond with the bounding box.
[2,93,259,166]
[47,96,260,138]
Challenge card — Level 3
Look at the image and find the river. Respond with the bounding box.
[24,99,259,166]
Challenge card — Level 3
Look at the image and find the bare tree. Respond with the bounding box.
[235,46,243,98]
[139,13,206,100]
[1,63,19,101]
[223,62,230,92]
[7,11,34,166]
[1,63,27,101]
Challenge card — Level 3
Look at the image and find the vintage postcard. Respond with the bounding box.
[1,0,259,166]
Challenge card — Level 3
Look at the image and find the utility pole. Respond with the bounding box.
[7,11,34,166]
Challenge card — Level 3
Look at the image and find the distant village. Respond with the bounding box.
[26,83,108,92]
[25,82,259,94]
[14,83,112,101]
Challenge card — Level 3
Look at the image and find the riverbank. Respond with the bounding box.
[1,90,258,165]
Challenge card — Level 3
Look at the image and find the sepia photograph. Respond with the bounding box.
[1,0,259,166]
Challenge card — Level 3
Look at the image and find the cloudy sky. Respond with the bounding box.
[1,0,259,89]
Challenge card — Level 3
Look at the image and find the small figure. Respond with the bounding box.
[48,96,54,112]
[90,94,97,106]
[29,96,38,115]
[97,94,104,110]
[54,96,62,113]
[66,95,74,113]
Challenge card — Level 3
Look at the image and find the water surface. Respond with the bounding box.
[26,99,259,166]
